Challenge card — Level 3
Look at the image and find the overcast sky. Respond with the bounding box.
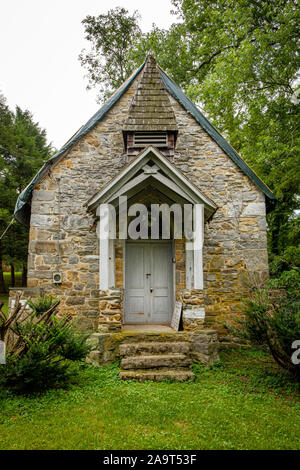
[0,0,175,150]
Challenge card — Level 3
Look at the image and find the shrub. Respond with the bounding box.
[0,294,91,392]
[27,295,58,316]
[230,269,300,380]
[269,246,300,277]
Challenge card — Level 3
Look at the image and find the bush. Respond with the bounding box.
[230,269,300,380]
[269,246,300,277]
[27,295,57,316]
[0,294,91,392]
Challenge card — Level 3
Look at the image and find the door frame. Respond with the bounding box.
[123,239,175,325]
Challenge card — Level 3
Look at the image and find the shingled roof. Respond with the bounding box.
[14,54,275,226]
[123,54,178,132]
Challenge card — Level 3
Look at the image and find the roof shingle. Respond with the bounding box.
[123,54,178,132]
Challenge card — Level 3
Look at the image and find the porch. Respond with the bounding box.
[87,146,217,333]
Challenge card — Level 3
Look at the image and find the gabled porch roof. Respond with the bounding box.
[87,145,217,220]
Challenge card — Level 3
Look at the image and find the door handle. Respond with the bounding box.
[146,273,151,279]
[150,288,153,293]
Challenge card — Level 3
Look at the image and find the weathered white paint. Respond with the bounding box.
[193,204,204,290]
[109,238,115,288]
[99,204,110,291]
[185,246,193,289]
[124,241,173,324]
[171,301,182,331]
[183,307,205,320]
[88,146,216,216]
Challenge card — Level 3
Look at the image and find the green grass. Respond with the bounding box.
[0,294,8,315]
[3,271,22,291]
[0,272,22,315]
[0,348,299,450]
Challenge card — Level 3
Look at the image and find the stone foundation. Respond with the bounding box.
[99,288,123,332]
[86,329,219,367]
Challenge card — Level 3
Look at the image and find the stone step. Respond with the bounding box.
[119,341,190,357]
[119,369,195,382]
[120,353,192,370]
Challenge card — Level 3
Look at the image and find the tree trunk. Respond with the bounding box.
[22,264,27,287]
[0,241,6,293]
[10,264,15,288]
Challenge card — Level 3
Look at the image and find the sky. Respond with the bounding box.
[0,0,176,150]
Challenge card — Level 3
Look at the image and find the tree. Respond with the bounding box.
[0,294,91,392]
[79,7,142,103]
[230,269,300,380]
[0,95,52,291]
[162,0,300,272]
[80,2,300,275]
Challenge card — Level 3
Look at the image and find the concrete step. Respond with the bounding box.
[120,353,192,370]
[119,369,195,382]
[119,341,190,357]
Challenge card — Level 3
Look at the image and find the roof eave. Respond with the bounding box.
[14,60,147,226]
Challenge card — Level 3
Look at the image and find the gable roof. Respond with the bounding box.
[14,60,146,226]
[87,145,217,220]
[14,55,274,226]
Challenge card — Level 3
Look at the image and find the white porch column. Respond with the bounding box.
[193,204,204,289]
[97,204,116,291]
[98,204,109,291]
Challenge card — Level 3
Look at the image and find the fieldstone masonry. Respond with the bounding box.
[17,58,269,338]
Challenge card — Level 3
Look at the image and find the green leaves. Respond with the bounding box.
[135,0,300,265]
[0,295,92,392]
[79,7,142,103]
[0,94,52,271]
[232,268,300,380]
[79,2,298,268]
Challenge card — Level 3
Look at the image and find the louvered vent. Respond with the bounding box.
[133,132,168,147]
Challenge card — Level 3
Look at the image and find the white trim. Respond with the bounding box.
[99,205,110,290]
[153,172,198,204]
[193,204,204,290]
[186,245,193,289]
[87,146,216,215]
[107,172,149,203]
[109,239,115,288]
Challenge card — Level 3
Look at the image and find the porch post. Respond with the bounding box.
[97,204,110,291]
[193,204,204,290]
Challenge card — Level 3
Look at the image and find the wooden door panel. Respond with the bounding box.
[125,244,147,323]
[150,243,172,323]
[125,242,173,324]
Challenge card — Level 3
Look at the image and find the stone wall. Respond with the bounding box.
[26,75,269,333]
[174,239,205,330]
[27,76,140,331]
[170,95,269,331]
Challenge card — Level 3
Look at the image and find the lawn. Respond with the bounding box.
[0,348,299,450]
[3,271,22,290]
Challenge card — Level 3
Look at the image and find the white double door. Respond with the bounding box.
[125,241,173,324]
